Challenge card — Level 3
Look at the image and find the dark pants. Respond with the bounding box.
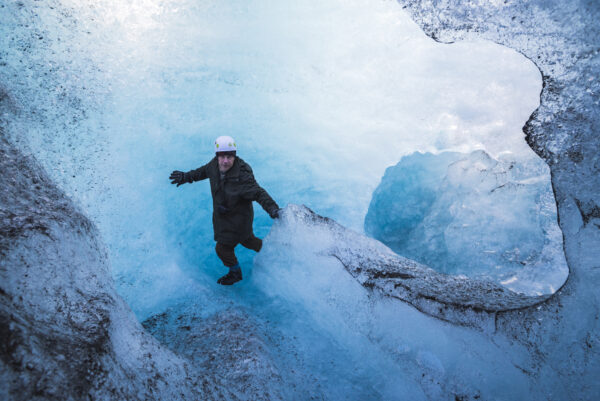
[215,235,263,267]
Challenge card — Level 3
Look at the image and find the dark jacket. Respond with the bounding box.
[185,157,278,246]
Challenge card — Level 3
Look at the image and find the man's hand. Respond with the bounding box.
[170,170,186,187]
[268,207,282,219]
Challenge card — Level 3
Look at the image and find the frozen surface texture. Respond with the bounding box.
[397,0,600,398]
[365,150,567,295]
[0,133,282,400]
[1,0,599,399]
[276,205,550,332]
[0,136,198,400]
[253,205,556,399]
[142,305,285,401]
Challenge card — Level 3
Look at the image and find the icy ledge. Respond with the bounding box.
[265,204,599,398]
[279,205,550,332]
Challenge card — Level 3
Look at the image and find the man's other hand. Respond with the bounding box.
[269,208,282,219]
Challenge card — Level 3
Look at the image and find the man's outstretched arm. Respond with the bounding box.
[169,163,209,187]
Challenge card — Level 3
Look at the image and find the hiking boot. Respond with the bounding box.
[217,266,242,285]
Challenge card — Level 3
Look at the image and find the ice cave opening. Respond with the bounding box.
[1,0,572,399]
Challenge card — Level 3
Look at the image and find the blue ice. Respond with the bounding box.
[1,0,556,398]
[365,150,568,295]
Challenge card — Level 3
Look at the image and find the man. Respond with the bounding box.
[169,136,280,285]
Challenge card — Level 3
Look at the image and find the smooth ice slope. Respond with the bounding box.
[365,150,567,294]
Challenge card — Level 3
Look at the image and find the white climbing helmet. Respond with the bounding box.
[214,135,237,154]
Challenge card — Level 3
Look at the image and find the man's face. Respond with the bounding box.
[217,154,235,173]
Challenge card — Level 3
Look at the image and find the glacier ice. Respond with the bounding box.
[399,0,600,399]
[365,150,568,295]
[0,137,203,400]
[1,0,599,400]
[253,205,549,399]
[0,0,542,320]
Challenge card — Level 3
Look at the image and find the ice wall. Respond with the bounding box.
[397,0,600,399]
[0,136,200,399]
[1,0,542,318]
[365,150,567,295]
[2,0,598,399]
